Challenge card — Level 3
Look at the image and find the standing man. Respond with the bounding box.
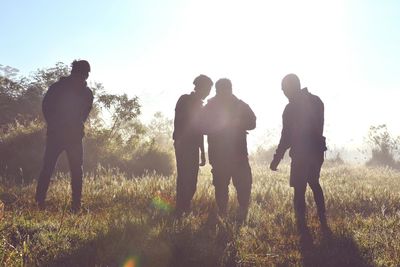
[202,78,256,223]
[270,74,328,231]
[173,74,213,216]
[35,60,93,212]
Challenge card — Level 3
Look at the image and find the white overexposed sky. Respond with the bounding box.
[1,0,400,154]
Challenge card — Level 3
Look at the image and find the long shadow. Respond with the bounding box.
[43,222,151,267]
[168,211,238,267]
[299,226,373,267]
[44,211,237,267]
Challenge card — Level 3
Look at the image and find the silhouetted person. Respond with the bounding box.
[35,60,93,212]
[270,74,327,231]
[173,75,213,216]
[201,78,256,222]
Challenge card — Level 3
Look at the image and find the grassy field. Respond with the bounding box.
[1,164,400,267]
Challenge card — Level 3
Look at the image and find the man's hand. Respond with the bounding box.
[269,157,280,171]
[199,153,206,166]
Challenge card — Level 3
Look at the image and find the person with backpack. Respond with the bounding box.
[270,73,328,231]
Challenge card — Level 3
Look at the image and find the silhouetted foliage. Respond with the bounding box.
[96,90,141,139]
[366,124,400,169]
[146,112,173,148]
[0,121,45,183]
[250,145,289,165]
[0,63,174,183]
[324,152,345,166]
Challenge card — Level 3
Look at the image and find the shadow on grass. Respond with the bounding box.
[43,222,150,267]
[299,226,373,267]
[168,212,238,267]
[44,211,237,267]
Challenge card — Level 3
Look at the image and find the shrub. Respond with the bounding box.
[366,125,400,169]
[125,143,175,177]
[324,152,345,166]
[0,122,46,183]
[250,145,289,165]
[0,62,175,182]
[0,122,175,183]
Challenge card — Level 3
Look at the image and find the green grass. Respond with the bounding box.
[1,164,400,266]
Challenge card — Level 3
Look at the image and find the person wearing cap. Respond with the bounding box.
[35,60,93,212]
[201,78,256,223]
[173,74,213,216]
[270,74,328,232]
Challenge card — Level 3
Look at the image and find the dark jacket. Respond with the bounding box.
[275,88,326,160]
[42,76,93,140]
[201,94,256,164]
[173,92,204,148]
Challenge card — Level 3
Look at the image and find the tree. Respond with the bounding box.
[96,92,142,140]
[146,112,173,149]
[366,124,400,168]
[0,66,28,126]
[0,62,175,182]
[0,62,71,127]
[30,62,70,89]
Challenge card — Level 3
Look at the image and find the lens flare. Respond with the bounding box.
[122,256,139,267]
[151,190,174,213]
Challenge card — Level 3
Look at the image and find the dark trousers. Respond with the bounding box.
[294,182,326,223]
[174,142,199,213]
[211,159,252,215]
[35,136,83,205]
[291,155,326,224]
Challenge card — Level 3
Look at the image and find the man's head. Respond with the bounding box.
[193,74,213,100]
[71,60,91,81]
[215,78,232,98]
[281,73,301,101]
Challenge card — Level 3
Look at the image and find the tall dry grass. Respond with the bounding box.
[1,164,400,266]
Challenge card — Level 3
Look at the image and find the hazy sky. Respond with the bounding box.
[1,0,399,152]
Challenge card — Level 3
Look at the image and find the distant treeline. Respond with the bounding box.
[1,63,399,183]
[0,63,175,183]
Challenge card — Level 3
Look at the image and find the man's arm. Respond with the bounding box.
[317,98,324,136]
[199,135,206,166]
[241,103,256,130]
[315,97,327,151]
[82,88,94,122]
[229,101,256,131]
[173,95,186,141]
[270,105,291,170]
[42,86,56,124]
